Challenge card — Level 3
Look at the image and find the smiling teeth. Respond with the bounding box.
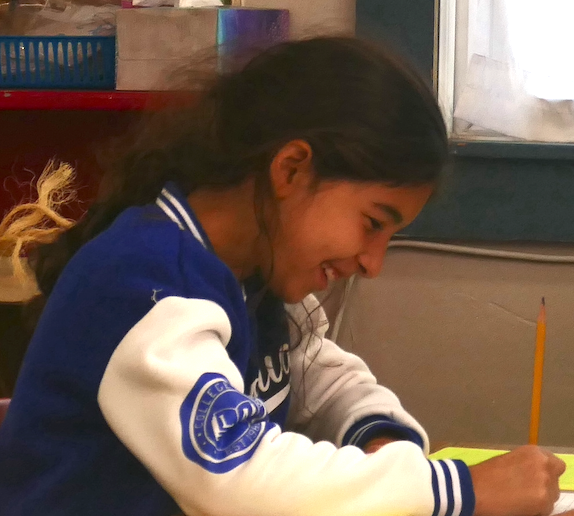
[323,266,337,281]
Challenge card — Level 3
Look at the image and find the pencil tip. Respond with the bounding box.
[542,297,545,306]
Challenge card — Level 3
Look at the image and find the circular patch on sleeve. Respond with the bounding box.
[180,372,270,473]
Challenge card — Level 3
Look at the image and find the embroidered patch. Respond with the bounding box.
[180,373,269,473]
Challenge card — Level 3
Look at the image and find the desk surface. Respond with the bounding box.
[430,444,574,493]
[432,442,574,454]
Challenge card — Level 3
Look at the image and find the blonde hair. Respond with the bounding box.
[0,161,77,294]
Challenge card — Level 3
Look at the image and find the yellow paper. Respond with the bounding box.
[429,447,574,491]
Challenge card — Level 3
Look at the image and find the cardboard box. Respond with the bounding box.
[116,7,289,91]
[116,8,217,90]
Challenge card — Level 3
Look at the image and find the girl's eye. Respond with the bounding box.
[367,217,384,232]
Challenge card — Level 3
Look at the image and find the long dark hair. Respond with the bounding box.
[32,36,448,298]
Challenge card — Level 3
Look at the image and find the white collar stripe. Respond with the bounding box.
[156,199,184,230]
[160,188,206,248]
[159,189,189,231]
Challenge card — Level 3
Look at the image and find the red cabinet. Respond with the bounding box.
[0,90,182,395]
[0,91,180,216]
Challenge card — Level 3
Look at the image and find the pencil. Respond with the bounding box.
[529,297,546,445]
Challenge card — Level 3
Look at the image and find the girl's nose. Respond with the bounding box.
[357,237,390,279]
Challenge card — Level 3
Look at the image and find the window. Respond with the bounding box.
[438,0,574,143]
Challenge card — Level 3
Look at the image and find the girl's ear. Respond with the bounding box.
[269,140,315,200]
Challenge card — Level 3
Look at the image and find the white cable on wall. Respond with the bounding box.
[329,239,574,342]
[386,240,574,263]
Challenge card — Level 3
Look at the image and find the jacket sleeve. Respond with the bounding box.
[284,294,429,451]
[98,295,475,516]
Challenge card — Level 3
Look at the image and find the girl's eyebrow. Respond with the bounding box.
[373,203,403,224]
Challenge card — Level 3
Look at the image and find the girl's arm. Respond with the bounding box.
[285,295,429,452]
[98,295,473,516]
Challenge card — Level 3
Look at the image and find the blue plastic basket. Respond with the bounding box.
[0,36,116,90]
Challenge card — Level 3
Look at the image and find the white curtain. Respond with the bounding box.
[454,0,574,142]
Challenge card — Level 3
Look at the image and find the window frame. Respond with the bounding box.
[435,0,574,159]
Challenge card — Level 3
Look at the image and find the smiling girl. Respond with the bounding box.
[0,37,565,516]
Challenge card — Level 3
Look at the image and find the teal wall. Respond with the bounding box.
[357,0,574,242]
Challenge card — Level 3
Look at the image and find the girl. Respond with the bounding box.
[0,37,565,516]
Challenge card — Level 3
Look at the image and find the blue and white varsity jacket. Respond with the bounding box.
[0,182,475,516]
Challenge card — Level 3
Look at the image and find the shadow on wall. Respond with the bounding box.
[334,243,574,447]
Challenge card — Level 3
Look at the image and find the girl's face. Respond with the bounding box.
[261,142,434,303]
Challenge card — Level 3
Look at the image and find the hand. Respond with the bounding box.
[363,436,398,454]
[470,445,565,516]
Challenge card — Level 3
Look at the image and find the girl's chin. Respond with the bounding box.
[277,289,308,305]
[268,271,323,304]
[270,281,312,304]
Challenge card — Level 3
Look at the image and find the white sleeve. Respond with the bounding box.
[98,296,474,516]
[285,295,430,452]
